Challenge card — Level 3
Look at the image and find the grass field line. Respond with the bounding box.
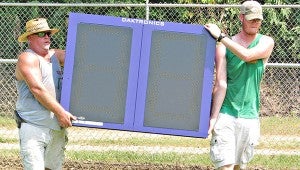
[1,143,300,156]
[1,129,300,156]
[1,128,300,156]
[2,128,300,142]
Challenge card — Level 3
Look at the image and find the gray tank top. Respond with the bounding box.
[16,49,63,130]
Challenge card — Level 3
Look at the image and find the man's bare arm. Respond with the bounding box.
[16,52,75,128]
[204,23,274,63]
[208,43,227,135]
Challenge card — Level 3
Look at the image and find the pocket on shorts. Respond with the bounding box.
[241,141,255,164]
[210,136,224,162]
[242,131,260,164]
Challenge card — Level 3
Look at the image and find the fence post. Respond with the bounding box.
[146,0,149,20]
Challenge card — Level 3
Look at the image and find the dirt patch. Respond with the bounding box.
[1,157,213,170]
[0,157,272,170]
[64,161,214,170]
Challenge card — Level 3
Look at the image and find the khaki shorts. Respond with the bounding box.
[19,123,68,170]
[210,113,260,169]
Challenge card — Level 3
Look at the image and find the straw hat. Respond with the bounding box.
[18,18,59,42]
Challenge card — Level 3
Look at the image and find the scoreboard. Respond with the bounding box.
[60,13,215,138]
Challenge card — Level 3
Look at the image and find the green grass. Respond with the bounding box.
[0,137,18,143]
[2,115,298,136]
[69,136,209,148]
[260,116,300,136]
[66,150,211,166]
[67,116,300,150]
[0,115,15,129]
[1,115,299,169]
[258,138,300,150]
[0,149,19,158]
[250,154,300,169]
[65,150,300,169]
[1,149,299,169]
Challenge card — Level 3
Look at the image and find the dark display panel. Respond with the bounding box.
[143,31,207,131]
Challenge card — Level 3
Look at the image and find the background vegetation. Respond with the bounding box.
[0,1,299,169]
[0,0,299,64]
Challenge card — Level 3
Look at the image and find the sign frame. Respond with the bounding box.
[61,12,215,138]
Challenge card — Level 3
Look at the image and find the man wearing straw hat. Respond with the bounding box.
[205,0,274,169]
[15,18,76,169]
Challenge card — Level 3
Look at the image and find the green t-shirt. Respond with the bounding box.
[220,34,264,119]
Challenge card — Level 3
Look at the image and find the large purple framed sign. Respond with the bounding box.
[61,12,215,138]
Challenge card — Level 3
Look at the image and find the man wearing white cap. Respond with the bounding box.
[15,18,76,169]
[205,1,274,169]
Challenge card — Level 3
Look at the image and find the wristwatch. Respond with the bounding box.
[217,33,226,42]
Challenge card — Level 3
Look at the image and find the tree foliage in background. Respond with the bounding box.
[0,0,298,62]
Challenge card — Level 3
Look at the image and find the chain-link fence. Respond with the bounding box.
[0,3,299,169]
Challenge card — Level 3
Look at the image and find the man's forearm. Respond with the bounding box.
[218,36,253,62]
[210,82,226,119]
[30,85,66,117]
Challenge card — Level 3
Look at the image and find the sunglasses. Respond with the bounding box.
[34,32,51,37]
